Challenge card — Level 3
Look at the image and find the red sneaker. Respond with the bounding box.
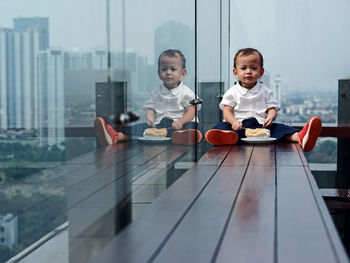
[205,129,238,145]
[94,117,119,147]
[171,129,202,145]
[298,116,322,152]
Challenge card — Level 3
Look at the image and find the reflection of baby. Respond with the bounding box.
[205,48,322,152]
[94,49,204,147]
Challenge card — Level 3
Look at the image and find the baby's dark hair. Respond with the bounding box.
[158,49,186,69]
[233,48,264,68]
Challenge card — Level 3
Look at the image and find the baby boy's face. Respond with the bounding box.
[233,51,264,89]
[158,55,187,90]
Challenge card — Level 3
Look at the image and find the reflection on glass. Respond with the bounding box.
[1,0,349,262]
[94,49,203,147]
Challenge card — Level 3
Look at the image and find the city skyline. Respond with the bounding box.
[1,0,350,93]
[0,6,347,136]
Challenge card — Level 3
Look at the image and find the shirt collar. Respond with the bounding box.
[161,82,182,95]
[236,81,260,95]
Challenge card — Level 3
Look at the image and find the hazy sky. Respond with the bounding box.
[1,0,350,92]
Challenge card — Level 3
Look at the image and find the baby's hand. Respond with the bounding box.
[172,120,183,130]
[147,117,155,127]
[263,117,273,128]
[232,121,243,130]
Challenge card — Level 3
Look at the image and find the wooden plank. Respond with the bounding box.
[305,168,350,262]
[275,142,303,166]
[221,144,253,166]
[277,165,339,263]
[144,145,190,170]
[295,143,309,167]
[152,165,247,263]
[67,145,190,209]
[197,146,232,166]
[215,165,275,263]
[90,165,219,263]
[67,142,131,164]
[125,145,169,165]
[249,144,275,166]
[275,141,297,152]
[66,162,137,210]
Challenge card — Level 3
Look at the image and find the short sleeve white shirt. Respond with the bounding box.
[143,82,200,124]
[219,82,281,124]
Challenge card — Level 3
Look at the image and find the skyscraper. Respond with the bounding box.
[0,17,49,130]
[37,49,65,147]
[272,74,282,105]
[0,28,10,129]
[13,17,49,50]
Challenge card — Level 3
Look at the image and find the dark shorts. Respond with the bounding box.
[212,117,299,140]
[119,117,204,137]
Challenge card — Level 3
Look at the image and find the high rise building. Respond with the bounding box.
[37,49,65,147]
[0,213,18,249]
[92,49,107,70]
[13,27,41,129]
[0,28,11,129]
[13,17,49,50]
[0,17,49,130]
[272,74,282,104]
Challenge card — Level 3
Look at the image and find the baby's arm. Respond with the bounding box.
[146,109,155,127]
[172,105,195,130]
[223,105,242,130]
[263,107,277,128]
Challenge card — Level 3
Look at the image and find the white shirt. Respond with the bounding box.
[219,82,281,124]
[143,82,200,124]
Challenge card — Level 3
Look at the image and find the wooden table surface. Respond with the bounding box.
[91,142,349,263]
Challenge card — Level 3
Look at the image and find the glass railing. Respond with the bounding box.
[1,0,350,262]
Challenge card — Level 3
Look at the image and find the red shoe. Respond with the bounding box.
[205,129,238,145]
[94,117,119,147]
[171,129,202,145]
[298,116,322,152]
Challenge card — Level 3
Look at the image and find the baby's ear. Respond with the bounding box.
[259,68,264,77]
[182,68,187,77]
[233,68,238,78]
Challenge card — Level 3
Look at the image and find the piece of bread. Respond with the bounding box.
[143,128,167,137]
[245,128,270,138]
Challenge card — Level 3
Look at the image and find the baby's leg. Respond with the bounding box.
[283,117,322,152]
[284,132,299,143]
[117,132,129,141]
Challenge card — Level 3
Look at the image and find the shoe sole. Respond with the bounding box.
[302,117,322,152]
[94,118,113,147]
[171,129,202,145]
[205,129,238,145]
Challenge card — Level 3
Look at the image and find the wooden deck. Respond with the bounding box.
[63,141,193,263]
[90,142,349,263]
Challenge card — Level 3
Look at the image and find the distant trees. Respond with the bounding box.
[305,139,337,163]
[0,193,67,262]
[0,137,95,184]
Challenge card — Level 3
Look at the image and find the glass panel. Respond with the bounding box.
[1,0,349,262]
[0,1,107,262]
[229,0,350,164]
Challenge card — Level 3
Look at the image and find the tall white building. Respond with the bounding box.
[92,49,107,70]
[13,28,41,129]
[0,214,18,249]
[37,49,65,147]
[271,74,282,104]
[0,17,49,130]
[0,28,10,129]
